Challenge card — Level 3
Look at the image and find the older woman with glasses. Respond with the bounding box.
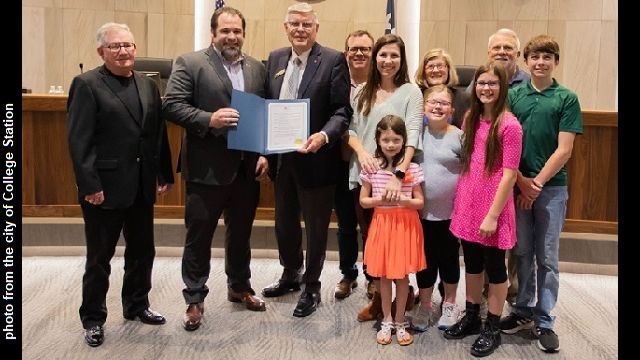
[414,48,470,129]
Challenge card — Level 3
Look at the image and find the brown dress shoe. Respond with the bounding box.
[357,291,382,322]
[334,278,357,299]
[227,289,266,311]
[183,302,204,331]
[366,280,377,300]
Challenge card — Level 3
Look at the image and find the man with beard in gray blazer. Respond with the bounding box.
[163,6,268,332]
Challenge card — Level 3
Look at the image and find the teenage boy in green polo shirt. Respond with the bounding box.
[499,35,583,354]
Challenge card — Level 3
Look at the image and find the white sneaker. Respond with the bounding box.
[437,302,460,330]
[409,303,433,332]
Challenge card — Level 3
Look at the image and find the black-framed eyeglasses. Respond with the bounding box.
[347,47,372,55]
[103,42,136,52]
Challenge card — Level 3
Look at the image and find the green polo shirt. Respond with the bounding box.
[508,79,583,186]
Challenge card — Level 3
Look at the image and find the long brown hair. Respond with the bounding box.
[356,34,410,117]
[461,61,509,175]
[374,115,407,169]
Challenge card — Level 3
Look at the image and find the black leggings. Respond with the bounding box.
[461,240,507,284]
[416,219,460,288]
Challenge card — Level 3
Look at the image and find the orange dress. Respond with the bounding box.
[361,163,427,279]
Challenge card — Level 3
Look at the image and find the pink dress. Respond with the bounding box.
[361,163,427,279]
[449,112,522,249]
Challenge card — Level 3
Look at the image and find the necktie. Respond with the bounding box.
[283,57,302,99]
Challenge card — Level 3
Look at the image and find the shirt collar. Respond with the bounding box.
[511,67,529,86]
[523,78,559,95]
[290,47,312,66]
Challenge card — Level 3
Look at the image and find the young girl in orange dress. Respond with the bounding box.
[360,114,426,346]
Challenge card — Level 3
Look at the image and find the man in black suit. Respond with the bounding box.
[261,2,352,318]
[162,6,268,332]
[67,22,174,347]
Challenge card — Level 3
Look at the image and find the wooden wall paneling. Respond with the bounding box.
[22,112,36,204]
[566,111,618,224]
[147,13,165,58]
[596,20,618,110]
[22,0,619,110]
[32,111,78,204]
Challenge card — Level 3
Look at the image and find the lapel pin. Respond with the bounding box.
[274,69,285,78]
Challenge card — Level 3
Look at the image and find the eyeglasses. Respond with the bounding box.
[347,47,372,55]
[426,99,452,107]
[103,42,136,52]
[476,81,500,88]
[287,21,315,30]
[426,63,447,71]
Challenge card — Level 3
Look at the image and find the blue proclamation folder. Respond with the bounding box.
[228,89,310,154]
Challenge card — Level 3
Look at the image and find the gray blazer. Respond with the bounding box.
[163,45,266,185]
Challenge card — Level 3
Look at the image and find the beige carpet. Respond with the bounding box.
[22,252,617,359]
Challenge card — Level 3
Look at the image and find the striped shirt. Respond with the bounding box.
[359,162,424,208]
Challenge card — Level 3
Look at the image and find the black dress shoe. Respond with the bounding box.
[293,292,321,317]
[470,324,502,357]
[443,312,481,339]
[262,280,301,298]
[124,308,166,325]
[84,325,104,347]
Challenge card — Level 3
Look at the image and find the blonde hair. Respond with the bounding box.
[414,48,459,89]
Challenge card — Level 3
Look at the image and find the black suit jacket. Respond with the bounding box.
[67,65,174,209]
[162,46,266,185]
[265,42,352,188]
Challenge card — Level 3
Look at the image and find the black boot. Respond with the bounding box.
[443,301,481,340]
[470,312,502,357]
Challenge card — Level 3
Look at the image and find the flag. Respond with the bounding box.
[215,0,225,10]
[385,0,396,34]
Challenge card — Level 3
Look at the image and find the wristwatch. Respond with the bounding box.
[393,169,405,180]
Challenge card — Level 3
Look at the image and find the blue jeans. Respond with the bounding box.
[512,186,568,330]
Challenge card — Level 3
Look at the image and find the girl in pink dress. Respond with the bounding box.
[360,115,426,346]
[443,62,523,357]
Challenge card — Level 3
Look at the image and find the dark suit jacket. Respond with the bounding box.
[162,46,266,186]
[265,42,352,188]
[67,65,174,209]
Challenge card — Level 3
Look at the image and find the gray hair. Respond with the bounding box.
[96,22,134,47]
[488,28,520,50]
[283,2,318,23]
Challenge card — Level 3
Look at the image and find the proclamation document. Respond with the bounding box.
[266,102,308,152]
[228,89,310,154]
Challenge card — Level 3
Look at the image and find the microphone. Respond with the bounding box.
[79,63,84,74]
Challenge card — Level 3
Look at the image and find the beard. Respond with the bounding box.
[221,45,241,62]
